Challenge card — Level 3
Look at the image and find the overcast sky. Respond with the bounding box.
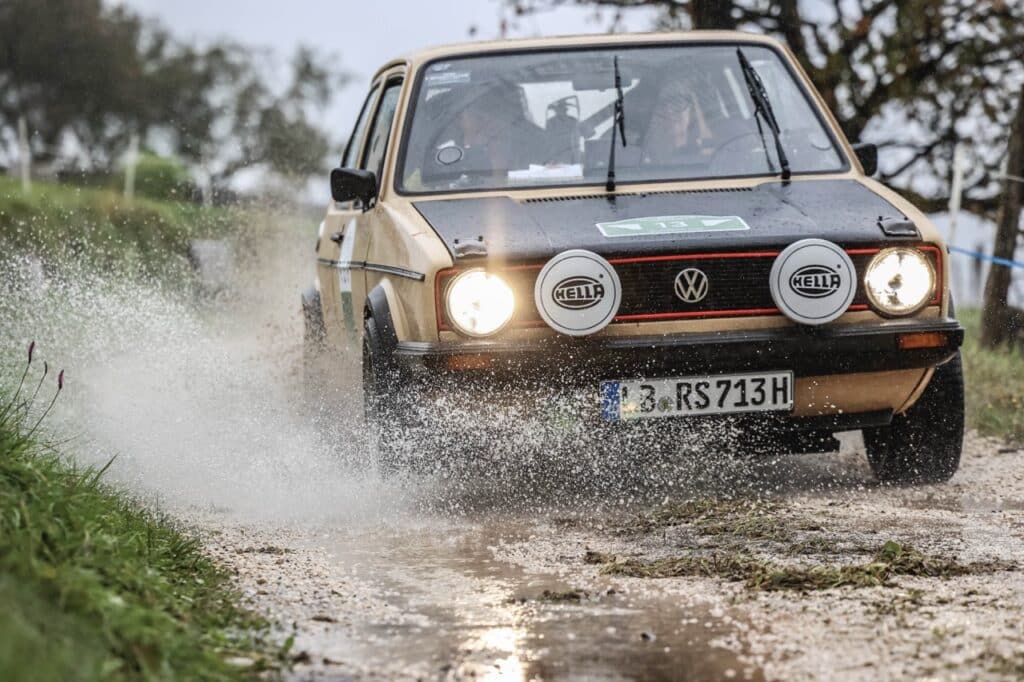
[117,0,657,139]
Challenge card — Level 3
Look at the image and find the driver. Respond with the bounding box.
[643,78,714,165]
[455,85,544,177]
[456,94,514,176]
[404,84,547,190]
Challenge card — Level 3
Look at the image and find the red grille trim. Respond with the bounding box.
[435,246,943,332]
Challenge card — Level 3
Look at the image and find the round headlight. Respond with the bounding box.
[445,269,515,337]
[864,248,935,316]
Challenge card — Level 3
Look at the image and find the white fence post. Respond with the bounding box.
[947,143,966,297]
[17,115,31,194]
[948,144,965,243]
[199,159,212,207]
[123,132,140,202]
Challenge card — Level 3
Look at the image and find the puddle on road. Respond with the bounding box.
[298,517,762,681]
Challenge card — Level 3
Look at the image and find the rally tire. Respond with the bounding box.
[362,316,414,476]
[301,291,328,408]
[863,351,964,485]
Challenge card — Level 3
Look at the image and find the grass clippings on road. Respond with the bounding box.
[588,540,1011,592]
[0,365,281,681]
[631,498,821,542]
[593,495,1015,593]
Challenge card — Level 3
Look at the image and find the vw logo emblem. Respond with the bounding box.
[674,268,709,303]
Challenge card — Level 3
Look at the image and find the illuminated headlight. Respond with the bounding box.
[445,269,515,337]
[864,248,935,316]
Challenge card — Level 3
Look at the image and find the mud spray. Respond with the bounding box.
[0,212,859,521]
[1,214,383,520]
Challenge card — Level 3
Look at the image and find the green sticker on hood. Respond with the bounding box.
[596,215,751,238]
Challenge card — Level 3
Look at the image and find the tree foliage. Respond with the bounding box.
[0,0,348,190]
[503,0,1024,214]
[0,0,149,163]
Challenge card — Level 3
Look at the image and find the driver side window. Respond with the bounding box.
[360,79,403,182]
[341,85,378,169]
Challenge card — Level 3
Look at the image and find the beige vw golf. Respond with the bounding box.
[303,31,964,482]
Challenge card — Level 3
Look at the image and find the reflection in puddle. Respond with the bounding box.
[462,627,524,680]
[298,518,762,681]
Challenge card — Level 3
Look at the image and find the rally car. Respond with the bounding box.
[303,31,964,483]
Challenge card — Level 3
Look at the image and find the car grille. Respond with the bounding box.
[436,246,942,331]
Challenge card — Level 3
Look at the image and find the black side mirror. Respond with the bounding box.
[851,142,878,176]
[330,168,377,206]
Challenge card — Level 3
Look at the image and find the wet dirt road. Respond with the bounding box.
[201,430,1024,681]
[271,519,755,680]
[206,513,765,681]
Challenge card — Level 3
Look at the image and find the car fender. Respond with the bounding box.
[896,297,957,414]
[364,281,409,356]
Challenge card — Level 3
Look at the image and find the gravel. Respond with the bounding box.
[194,430,1024,680]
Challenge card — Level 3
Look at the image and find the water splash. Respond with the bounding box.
[1,219,865,523]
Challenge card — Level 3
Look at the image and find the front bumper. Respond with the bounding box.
[395,318,963,381]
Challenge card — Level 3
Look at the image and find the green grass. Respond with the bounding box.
[960,308,1024,443]
[0,377,281,680]
[0,175,231,276]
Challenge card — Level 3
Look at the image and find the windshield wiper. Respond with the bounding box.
[736,48,791,182]
[606,55,626,193]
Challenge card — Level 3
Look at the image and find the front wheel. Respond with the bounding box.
[363,317,398,474]
[362,317,427,476]
[863,352,964,484]
[301,290,329,409]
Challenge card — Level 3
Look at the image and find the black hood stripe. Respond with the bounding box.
[414,180,910,263]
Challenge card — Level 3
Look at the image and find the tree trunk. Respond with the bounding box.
[689,0,737,29]
[981,84,1024,348]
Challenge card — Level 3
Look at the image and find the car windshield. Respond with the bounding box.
[398,44,847,194]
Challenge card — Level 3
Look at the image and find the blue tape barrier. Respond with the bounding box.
[948,245,1024,270]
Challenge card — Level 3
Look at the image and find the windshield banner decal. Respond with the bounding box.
[596,215,751,238]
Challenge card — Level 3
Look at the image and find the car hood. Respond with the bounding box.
[412,179,916,262]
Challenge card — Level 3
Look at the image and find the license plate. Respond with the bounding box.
[601,371,794,421]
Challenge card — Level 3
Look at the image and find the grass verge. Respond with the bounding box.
[960,308,1024,444]
[0,175,231,275]
[0,375,280,680]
